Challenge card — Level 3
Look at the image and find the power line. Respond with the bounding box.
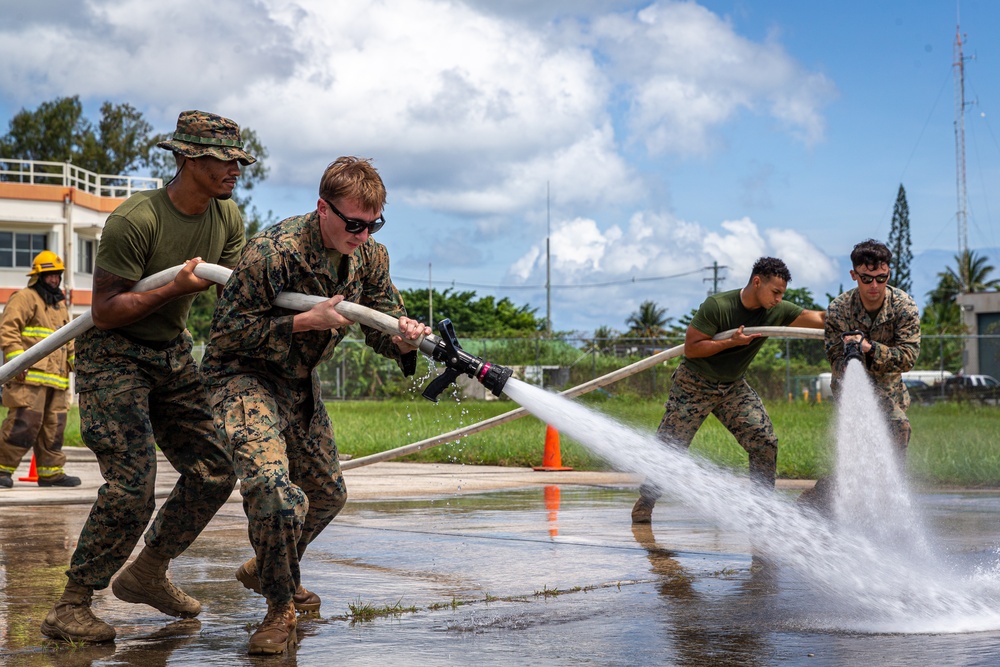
[392,267,706,291]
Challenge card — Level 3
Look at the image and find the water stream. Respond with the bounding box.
[502,364,1000,634]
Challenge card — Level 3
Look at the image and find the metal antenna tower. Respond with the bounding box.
[954,22,970,259]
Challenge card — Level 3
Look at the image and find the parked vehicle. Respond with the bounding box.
[937,374,1000,405]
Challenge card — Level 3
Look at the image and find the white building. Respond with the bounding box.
[956,291,1000,379]
[0,158,161,316]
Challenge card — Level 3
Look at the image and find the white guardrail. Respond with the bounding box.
[0,158,161,198]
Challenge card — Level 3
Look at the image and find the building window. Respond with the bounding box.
[0,232,47,268]
[77,238,96,275]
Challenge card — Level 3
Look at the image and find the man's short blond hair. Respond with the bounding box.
[319,157,386,213]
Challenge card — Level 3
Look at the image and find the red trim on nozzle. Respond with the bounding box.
[477,363,492,381]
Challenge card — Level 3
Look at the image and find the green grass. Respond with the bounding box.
[328,395,1000,487]
[907,403,1000,487]
[34,394,1000,487]
[346,597,417,622]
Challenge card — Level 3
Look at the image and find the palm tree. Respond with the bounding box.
[589,325,620,352]
[922,249,998,372]
[938,249,1000,297]
[625,300,672,338]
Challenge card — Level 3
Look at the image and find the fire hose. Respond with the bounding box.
[343,325,823,469]
[0,263,511,399]
[0,263,824,470]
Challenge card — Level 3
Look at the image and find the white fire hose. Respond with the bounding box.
[0,262,824,469]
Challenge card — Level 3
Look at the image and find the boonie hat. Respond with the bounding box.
[156,110,256,165]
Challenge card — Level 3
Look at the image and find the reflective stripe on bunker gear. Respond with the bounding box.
[24,370,70,390]
[22,326,57,339]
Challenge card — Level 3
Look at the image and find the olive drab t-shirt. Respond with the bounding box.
[96,188,245,342]
[683,288,803,383]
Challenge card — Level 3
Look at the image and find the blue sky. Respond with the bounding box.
[2,0,998,335]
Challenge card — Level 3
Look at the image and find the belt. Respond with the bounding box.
[116,331,183,351]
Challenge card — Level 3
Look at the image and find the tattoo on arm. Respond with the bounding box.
[93,267,137,298]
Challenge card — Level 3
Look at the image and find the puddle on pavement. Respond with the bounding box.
[2,488,1000,666]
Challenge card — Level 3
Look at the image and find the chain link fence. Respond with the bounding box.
[229,333,991,403]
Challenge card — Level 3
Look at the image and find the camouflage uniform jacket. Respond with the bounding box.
[202,210,415,389]
[0,286,73,390]
[825,285,920,419]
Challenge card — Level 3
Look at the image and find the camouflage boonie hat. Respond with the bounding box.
[156,110,256,165]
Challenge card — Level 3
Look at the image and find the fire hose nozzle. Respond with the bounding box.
[842,329,866,365]
[420,319,514,402]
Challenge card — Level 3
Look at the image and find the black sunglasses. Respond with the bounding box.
[323,198,385,235]
[857,272,889,284]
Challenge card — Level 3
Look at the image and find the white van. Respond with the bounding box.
[817,370,953,400]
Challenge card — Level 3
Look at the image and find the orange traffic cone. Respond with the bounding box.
[533,425,573,471]
[19,454,38,482]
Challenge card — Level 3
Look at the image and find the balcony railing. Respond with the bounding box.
[0,158,161,199]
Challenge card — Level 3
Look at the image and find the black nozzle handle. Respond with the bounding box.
[420,318,514,402]
[842,329,866,365]
[422,367,462,403]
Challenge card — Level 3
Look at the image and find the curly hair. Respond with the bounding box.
[850,239,892,269]
[749,257,792,283]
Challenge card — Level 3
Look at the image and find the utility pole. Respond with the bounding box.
[954,22,970,262]
[428,262,433,324]
[703,261,727,295]
[546,181,551,336]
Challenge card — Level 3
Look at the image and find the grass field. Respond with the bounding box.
[45,394,1000,487]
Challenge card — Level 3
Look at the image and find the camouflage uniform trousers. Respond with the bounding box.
[640,363,778,500]
[887,418,911,461]
[0,383,69,479]
[213,372,347,606]
[67,330,236,590]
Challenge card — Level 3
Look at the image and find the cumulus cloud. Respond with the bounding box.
[0,0,298,115]
[591,1,836,155]
[765,227,840,286]
[0,0,838,333]
[511,209,704,282]
[702,217,769,276]
[702,217,836,286]
[510,212,837,332]
[0,0,833,222]
[233,0,622,200]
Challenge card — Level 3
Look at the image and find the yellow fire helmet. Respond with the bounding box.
[27,250,66,276]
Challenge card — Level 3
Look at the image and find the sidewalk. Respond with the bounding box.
[0,447,646,506]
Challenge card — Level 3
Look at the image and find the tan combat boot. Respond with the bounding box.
[112,546,201,617]
[235,556,321,613]
[40,580,117,643]
[631,495,656,524]
[248,601,297,655]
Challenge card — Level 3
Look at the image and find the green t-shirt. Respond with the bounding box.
[97,189,245,341]
[683,288,803,383]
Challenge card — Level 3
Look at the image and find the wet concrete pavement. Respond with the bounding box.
[0,447,644,506]
[2,452,1000,666]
